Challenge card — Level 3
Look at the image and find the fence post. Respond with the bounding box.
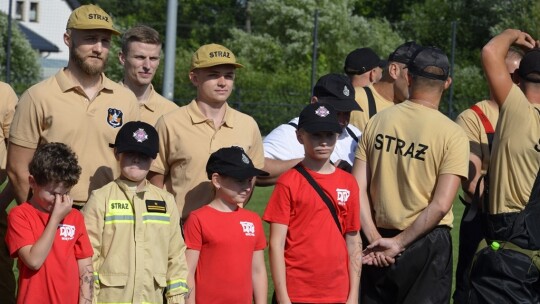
[310,10,319,95]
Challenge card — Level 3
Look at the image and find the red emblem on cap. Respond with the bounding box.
[133,128,148,143]
[315,106,330,117]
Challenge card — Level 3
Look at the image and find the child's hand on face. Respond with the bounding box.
[51,194,73,221]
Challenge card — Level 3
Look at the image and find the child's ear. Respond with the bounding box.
[296,129,304,145]
[28,175,36,189]
[114,148,120,161]
[210,173,221,189]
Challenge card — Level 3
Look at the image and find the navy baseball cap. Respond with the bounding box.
[388,41,422,65]
[517,49,540,83]
[109,121,159,159]
[344,48,386,75]
[298,102,341,134]
[313,74,362,112]
[409,46,450,81]
[206,146,269,180]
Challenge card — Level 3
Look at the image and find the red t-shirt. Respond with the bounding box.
[6,202,93,304]
[263,165,360,303]
[184,205,266,304]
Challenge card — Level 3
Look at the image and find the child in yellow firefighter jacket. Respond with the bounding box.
[82,121,188,303]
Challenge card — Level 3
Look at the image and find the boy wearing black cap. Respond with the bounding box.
[260,73,362,186]
[183,146,268,304]
[353,46,468,303]
[82,121,187,304]
[264,103,362,304]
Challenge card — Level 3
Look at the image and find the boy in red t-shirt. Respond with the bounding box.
[263,102,362,304]
[5,143,94,304]
[184,146,269,304]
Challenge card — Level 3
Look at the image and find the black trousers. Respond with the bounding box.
[453,204,484,304]
[360,227,452,304]
[467,245,540,303]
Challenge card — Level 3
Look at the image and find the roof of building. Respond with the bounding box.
[18,23,60,53]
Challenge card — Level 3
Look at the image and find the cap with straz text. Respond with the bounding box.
[66,4,121,35]
[190,44,244,71]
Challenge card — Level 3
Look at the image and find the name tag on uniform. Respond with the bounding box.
[146,200,166,213]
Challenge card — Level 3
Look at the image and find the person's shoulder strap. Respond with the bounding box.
[287,122,298,129]
[345,126,359,142]
[293,164,342,234]
[364,86,376,118]
[470,104,495,152]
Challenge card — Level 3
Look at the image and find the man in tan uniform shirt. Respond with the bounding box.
[467,29,540,303]
[349,41,422,132]
[119,25,178,126]
[452,48,522,304]
[344,47,384,88]
[7,5,139,207]
[149,44,264,220]
[0,82,17,304]
[353,46,468,303]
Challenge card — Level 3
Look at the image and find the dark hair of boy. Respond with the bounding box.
[29,142,81,188]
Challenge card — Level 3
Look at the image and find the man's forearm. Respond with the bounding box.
[256,157,302,186]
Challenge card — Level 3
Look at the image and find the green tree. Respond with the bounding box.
[222,0,404,133]
[490,0,540,38]
[0,12,41,93]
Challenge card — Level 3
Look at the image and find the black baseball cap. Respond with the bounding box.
[206,146,269,180]
[109,121,159,159]
[313,74,362,112]
[344,47,385,75]
[517,49,540,83]
[388,41,422,65]
[298,102,341,134]
[408,46,450,81]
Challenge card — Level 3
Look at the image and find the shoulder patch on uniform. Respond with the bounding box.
[107,108,124,128]
[146,200,166,213]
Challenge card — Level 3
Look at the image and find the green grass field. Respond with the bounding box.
[245,186,466,302]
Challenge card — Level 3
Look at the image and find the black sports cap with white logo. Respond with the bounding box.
[206,146,269,180]
[517,49,540,83]
[344,47,386,75]
[388,41,422,65]
[109,121,159,159]
[313,74,362,112]
[408,46,450,81]
[298,102,341,134]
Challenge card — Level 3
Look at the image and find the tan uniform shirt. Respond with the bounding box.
[489,85,540,214]
[455,100,499,176]
[151,100,264,219]
[357,100,469,229]
[0,82,17,169]
[82,179,187,303]
[350,84,394,132]
[120,83,178,126]
[9,69,140,202]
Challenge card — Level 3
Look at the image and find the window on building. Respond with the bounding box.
[29,2,39,22]
[15,1,24,21]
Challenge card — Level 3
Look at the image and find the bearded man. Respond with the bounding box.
[7,4,139,208]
